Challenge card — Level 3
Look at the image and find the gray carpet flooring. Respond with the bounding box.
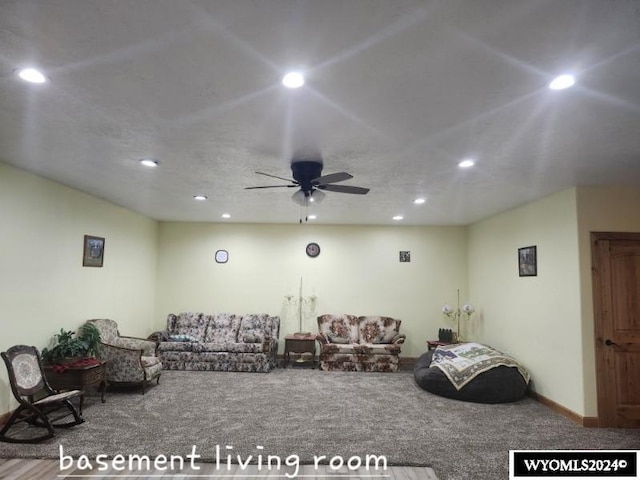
[0,369,638,480]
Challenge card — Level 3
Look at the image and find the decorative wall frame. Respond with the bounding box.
[399,251,411,262]
[83,235,105,267]
[518,245,537,277]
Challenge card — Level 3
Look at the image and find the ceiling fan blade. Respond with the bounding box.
[320,184,370,195]
[255,171,297,183]
[245,184,298,190]
[312,172,353,185]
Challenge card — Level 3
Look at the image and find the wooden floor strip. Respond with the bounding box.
[0,459,438,479]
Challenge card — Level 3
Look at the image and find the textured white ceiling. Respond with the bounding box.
[1,0,639,225]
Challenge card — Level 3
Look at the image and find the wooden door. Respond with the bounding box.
[592,232,640,428]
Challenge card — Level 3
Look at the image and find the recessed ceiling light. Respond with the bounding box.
[193,195,207,201]
[393,215,404,221]
[414,198,426,205]
[282,71,304,89]
[308,214,317,220]
[549,74,575,90]
[458,159,475,168]
[221,213,231,219]
[17,68,47,84]
[139,159,159,168]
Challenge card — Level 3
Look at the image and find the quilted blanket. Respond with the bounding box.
[430,342,530,390]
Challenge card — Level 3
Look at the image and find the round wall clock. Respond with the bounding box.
[306,242,321,258]
[215,250,228,263]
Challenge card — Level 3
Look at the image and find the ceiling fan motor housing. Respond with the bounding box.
[291,161,323,194]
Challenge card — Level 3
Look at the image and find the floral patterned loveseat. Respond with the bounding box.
[316,314,406,372]
[154,312,280,373]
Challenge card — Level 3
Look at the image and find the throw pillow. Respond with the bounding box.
[168,334,197,342]
[361,323,384,343]
[327,334,349,344]
[242,334,262,343]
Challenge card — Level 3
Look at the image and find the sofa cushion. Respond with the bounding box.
[358,316,400,344]
[227,342,267,353]
[320,343,401,355]
[168,334,197,342]
[318,314,359,343]
[194,342,228,353]
[157,341,195,352]
[194,342,270,354]
[204,313,241,343]
[238,314,271,343]
[167,312,208,342]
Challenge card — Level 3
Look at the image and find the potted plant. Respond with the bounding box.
[41,324,101,365]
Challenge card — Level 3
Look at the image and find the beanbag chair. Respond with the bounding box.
[414,343,529,404]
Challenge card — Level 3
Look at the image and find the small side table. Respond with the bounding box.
[284,333,317,368]
[426,340,453,351]
[44,360,107,413]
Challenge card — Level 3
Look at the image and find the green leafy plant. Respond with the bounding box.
[78,323,101,357]
[41,325,101,364]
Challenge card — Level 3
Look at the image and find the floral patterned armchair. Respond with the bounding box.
[85,319,162,394]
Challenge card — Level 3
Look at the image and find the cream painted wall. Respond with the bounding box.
[576,186,640,417]
[0,162,158,416]
[8,159,631,421]
[154,222,468,357]
[468,189,585,414]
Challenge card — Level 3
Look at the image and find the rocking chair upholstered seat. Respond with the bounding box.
[1,345,84,443]
[86,319,161,394]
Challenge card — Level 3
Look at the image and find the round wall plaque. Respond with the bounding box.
[215,250,228,263]
[305,242,320,258]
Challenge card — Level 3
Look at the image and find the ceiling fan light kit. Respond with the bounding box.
[246,160,370,214]
[291,189,325,206]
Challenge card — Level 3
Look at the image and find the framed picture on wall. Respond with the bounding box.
[518,245,537,277]
[83,235,105,267]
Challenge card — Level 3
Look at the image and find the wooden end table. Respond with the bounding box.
[284,333,317,368]
[44,360,107,413]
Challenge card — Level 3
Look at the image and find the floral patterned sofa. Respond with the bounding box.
[153,312,280,372]
[316,314,406,372]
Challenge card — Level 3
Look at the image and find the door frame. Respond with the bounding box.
[591,231,640,427]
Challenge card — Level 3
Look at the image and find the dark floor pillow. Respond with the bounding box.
[414,350,528,404]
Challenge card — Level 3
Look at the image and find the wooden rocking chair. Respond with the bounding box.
[0,345,84,443]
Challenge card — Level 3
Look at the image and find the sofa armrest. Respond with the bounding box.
[316,333,329,345]
[117,336,157,356]
[391,333,406,345]
[98,342,145,383]
[147,331,169,344]
[260,334,280,353]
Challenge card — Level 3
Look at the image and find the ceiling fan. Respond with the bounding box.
[245,161,370,206]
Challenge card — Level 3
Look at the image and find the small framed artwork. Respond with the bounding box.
[83,235,105,267]
[399,251,411,262]
[518,245,537,277]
